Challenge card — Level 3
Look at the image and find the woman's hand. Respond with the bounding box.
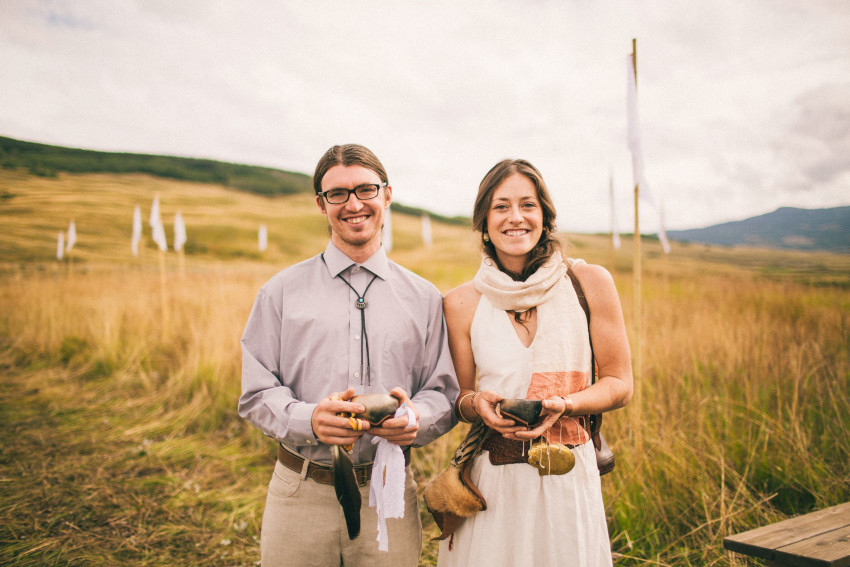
[505,396,569,441]
[474,390,526,435]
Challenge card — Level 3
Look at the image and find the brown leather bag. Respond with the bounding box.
[567,267,615,476]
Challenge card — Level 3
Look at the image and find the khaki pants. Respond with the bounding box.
[260,459,422,567]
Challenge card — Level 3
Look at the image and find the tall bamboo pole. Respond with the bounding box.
[631,38,643,454]
[159,247,169,338]
[609,169,616,271]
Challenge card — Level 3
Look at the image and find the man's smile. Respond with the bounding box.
[344,215,370,225]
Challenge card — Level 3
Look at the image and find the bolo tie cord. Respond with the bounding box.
[337,272,378,385]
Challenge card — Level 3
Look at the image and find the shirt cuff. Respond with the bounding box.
[287,402,320,447]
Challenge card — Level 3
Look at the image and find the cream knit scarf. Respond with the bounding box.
[473,253,567,312]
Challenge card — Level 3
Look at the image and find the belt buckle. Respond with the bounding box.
[354,464,370,487]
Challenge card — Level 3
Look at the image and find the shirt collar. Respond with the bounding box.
[322,241,390,281]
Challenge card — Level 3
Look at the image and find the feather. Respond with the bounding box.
[332,445,361,540]
[449,419,488,467]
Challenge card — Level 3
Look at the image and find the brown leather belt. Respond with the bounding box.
[483,432,582,466]
[277,444,411,487]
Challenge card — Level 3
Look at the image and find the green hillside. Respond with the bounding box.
[0,135,312,196]
[0,136,469,226]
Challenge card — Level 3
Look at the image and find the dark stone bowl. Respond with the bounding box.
[499,398,543,425]
[350,393,399,425]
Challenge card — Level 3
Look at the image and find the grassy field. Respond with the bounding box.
[1,170,849,565]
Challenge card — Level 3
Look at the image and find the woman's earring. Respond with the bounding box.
[482,232,490,242]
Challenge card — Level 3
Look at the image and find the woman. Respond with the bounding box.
[437,159,632,566]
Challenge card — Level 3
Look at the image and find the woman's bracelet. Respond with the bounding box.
[470,392,481,417]
[558,396,574,418]
[456,391,477,423]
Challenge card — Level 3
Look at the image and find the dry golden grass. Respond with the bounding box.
[0,168,329,269]
[1,170,849,565]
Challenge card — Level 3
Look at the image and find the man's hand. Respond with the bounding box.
[368,387,419,446]
[311,387,371,445]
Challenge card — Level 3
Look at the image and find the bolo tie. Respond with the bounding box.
[337,270,378,385]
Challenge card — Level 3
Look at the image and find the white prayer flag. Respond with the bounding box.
[152,222,167,251]
[149,195,160,228]
[658,202,671,254]
[66,220,77,252]
[628,52,672,252]
[383,207,392,253]
[421,214,432,248]
[152,221,167,251]
[258,224,268,252]
[57,231,64,260]
[609,172,621,250]
[149,195,167,251]
[132,205,142,257]
[626,54,655,208]
[173,211,187,252]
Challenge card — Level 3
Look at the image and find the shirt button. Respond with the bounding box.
[354,372,360,378]
[355,334,361,340]
[352,266,360,273]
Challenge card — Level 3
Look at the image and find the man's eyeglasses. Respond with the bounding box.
[319,182,387,204]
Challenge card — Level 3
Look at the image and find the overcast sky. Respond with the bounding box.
[2,1,849,233]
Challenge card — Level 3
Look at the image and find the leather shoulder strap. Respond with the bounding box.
[566,267,593,376]
[566,267,602,436]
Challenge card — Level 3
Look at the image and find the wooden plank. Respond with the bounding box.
[726,503,850,548]
[724,503,850,563]
[774,525,850,567]
[724,536,776,561]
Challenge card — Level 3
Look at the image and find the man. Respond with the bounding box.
[239,144,459,566]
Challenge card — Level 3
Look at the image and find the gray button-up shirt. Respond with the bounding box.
[239,241,459,465]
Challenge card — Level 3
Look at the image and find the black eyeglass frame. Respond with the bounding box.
[318,182,388,204]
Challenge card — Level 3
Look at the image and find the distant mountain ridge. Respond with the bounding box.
[667,206,850,253]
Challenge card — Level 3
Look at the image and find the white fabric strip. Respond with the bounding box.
[369,405,416,551]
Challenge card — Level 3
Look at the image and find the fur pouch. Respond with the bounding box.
[423,461,486,540]
[423,420,489,541]
[423,464,483,518]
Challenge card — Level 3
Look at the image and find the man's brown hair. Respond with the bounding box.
[313,144,388,194]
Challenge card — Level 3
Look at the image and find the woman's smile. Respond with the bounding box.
[486,173,544,273]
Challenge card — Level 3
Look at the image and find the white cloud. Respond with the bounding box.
[0,0,848,232]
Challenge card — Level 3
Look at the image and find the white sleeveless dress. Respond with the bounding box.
[437,269,613,567]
